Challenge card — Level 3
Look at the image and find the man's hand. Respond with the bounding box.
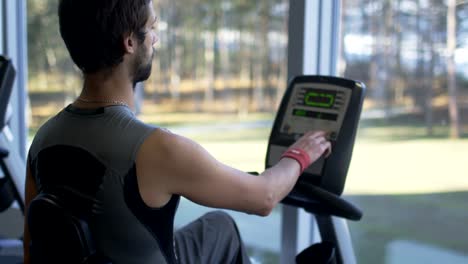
[289,131,332,164]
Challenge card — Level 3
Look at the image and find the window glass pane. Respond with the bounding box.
[144,2,289,262]
[340,1,468,263]
[27,1,81,136]
[27,1,289,263]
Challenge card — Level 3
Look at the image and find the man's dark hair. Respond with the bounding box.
[58,0,152,74]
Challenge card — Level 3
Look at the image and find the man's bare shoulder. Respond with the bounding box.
[139,128,199,162]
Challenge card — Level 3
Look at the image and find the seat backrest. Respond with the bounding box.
[0,176,15,213]
[28,191,112,264]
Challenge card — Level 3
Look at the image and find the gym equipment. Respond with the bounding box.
[0,56,22,213]
[266,75,365,263]
[28,189,112,264]
[0,56,24,264]
[27,144,112,263]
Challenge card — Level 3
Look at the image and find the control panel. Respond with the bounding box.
[266,76,365,195]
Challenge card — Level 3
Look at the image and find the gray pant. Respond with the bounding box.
[175,211,251,264]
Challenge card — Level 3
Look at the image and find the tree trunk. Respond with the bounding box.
[337,0,347,77]
[425,28,436,136]
[239,29,251,82]
[416,0,433,135]
[369,1,380,107]
[446,0,461,138]
[276,0,289,108]
[237,27,251,116]
[170,38,182,101]
[193,32,203,112]
[204,32,215,105]
[219,17,232,111]
[382,0,393,116]
[253,0,271,111]
[394,0,405,104]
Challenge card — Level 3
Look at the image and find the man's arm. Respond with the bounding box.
[136,129,331,216]
[23,161,37,264]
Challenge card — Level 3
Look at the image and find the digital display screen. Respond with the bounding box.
[292,109,338,121]
[300,89,337,109]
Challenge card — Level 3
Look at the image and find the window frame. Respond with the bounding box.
[281,1,357,263]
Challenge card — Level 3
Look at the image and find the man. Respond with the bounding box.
[23,0,332,263]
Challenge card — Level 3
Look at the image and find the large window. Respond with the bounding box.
[27,1,289,263]
[340,1,468,263]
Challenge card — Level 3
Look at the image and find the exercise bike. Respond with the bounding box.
[264,75,365,264]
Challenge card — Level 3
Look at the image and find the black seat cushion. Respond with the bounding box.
[28,192,96,264]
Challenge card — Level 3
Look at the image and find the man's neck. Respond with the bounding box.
[79,67,135,109]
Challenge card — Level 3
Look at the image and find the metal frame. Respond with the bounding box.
[282,1,357,263]
[0,0,27,202]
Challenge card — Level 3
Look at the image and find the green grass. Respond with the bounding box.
[347,192,468,264]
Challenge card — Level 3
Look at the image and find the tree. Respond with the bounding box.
[27,1,74,80]
[447,0,461,138]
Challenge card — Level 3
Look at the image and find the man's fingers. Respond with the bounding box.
[315,136,327,144]
[305,130,327,139]
[322,141,332,157]
[292,131,333,162]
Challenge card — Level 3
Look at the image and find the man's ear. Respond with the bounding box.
[123,33,136,54]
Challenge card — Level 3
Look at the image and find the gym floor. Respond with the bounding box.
[0,206,23,264]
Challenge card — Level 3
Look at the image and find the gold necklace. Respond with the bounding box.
[77,97,129,107]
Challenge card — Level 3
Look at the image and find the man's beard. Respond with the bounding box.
[133,47,154,86]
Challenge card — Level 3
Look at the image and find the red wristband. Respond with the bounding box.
[280,148,311,173]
